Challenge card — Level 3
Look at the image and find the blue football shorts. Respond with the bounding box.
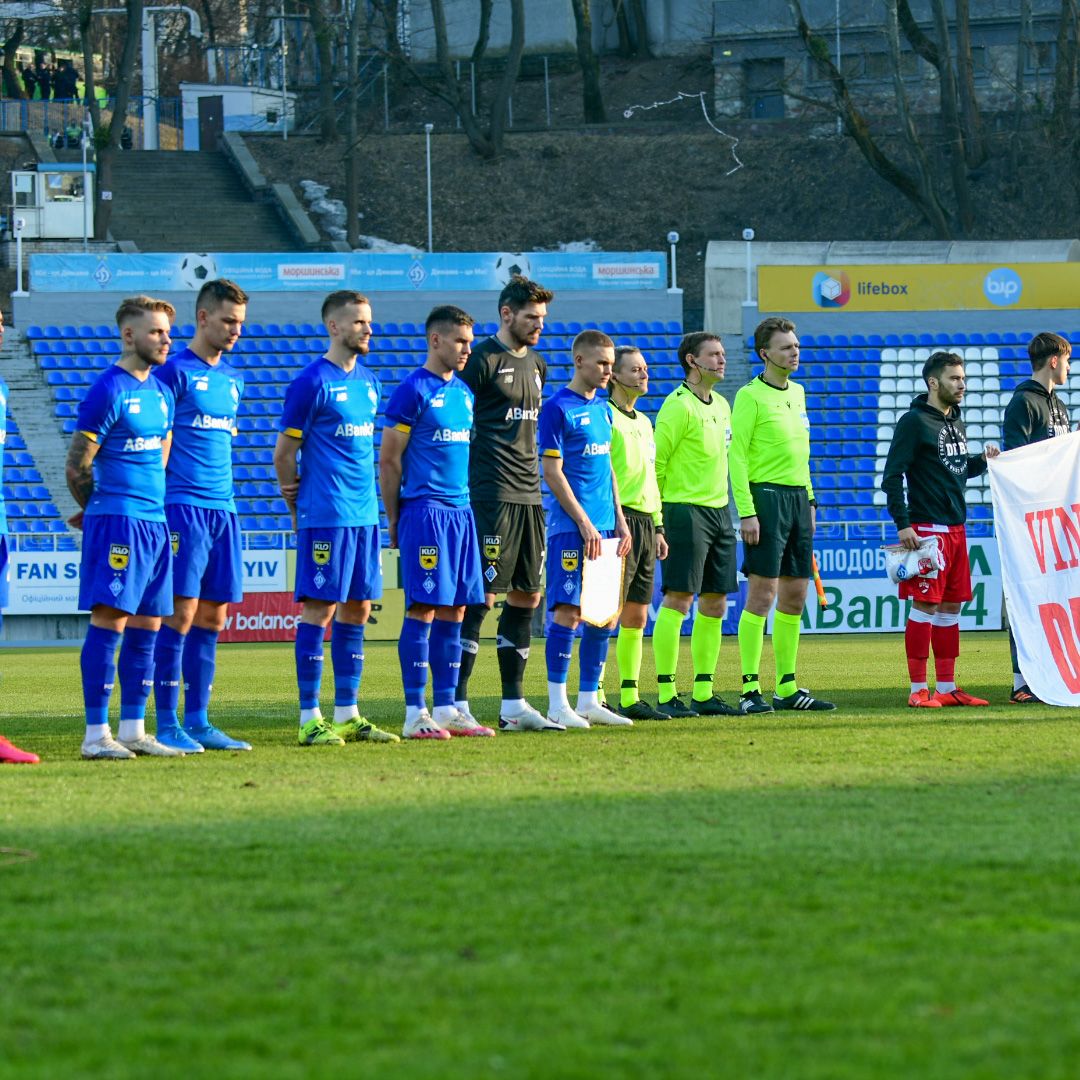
[295,524,382,604]
[79,514,173,616]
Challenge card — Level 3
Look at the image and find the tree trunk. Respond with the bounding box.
[1051,0,1079,138]
[305,0,338,142]
[929,0,975,235]
[570,0,606,123]
[954,0,987,167]
[885,0,953,237]
[613,1,634,58]
[345,0,362,248]
[470,0,493,115]
[786,0,953,238]
[629,0,652,59]
[2,22,26,99]
[1008,0,1032,193]
[81,0,144,242]
[485,0,525,151]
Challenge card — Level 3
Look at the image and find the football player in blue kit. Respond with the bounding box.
[537,329,633,730]
[274,290,398,746]
[380,305,493,740]
[66,296,182,759]
[151,279,252,753]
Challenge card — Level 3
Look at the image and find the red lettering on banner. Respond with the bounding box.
[1038,597,1080,693]
[1026,506,1080,573]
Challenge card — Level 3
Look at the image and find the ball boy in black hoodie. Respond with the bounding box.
[882,352,1000,708]
[1001,332,1073,703]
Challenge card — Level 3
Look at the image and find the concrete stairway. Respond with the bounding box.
[106,150,299,252]
[2,338,80,523]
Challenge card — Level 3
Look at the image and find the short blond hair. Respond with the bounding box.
[115,295,176,329]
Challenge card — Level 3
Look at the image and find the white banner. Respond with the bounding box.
[989,431,1080,706]
[5,549,286,614]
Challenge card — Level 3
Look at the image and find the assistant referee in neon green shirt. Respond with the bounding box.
[730,316,835,714]
[652,332,739,718]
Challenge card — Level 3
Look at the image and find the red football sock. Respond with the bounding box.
[905,616,933,683]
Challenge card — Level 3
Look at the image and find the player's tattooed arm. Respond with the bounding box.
[65,431,99,509]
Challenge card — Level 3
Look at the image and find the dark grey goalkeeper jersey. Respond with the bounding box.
[459,336,546,504]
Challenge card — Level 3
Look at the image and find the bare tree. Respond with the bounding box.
[2,21,27,99]
[79,0,143,242]
[954,0,987,167]
[570,0,606,122]
[929,0,975,233]
[613,0,651,59]
[1009,0,1033,192]
[302,0,339,142]
[426,0,524,159]
[785,0,952,237]
[1051,0,1079,138]
[345,0,362,248]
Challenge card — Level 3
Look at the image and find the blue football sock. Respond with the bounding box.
[117,626,157,721]
[428,619,462,708]
[398,616,431,710]
[153,624,184,729]
[545,623,575,685]
[81,625,121,728]
[295,622,326,711]
[331,621,366,707]
[579,624,612,693]
[182,626,219,731]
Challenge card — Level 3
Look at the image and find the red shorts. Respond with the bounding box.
[897,523,971,605]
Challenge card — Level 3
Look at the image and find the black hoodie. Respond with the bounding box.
[881,393,987,530]
[1002,379,1071,451]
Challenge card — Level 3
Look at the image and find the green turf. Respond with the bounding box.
[1,632,1079,1079]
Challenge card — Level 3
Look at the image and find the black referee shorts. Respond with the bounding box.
[660,502,737,596]
[621,508,657,605]
[740,483,813,579]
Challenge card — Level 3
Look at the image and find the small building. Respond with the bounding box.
[180,83,297,150]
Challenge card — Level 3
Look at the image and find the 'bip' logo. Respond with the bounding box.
[984,267,1022,306]
[812,271,850,308]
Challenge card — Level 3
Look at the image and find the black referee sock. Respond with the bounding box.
[456,604,489,700]
[496,603,534,700]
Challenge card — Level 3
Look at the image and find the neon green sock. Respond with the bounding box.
[773,610,802,698]
[616,626,644,707]
[653,606,685,704]
[690,613,722,702]
[738,610,767,694]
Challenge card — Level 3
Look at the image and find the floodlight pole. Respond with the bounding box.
[82,111,91,253]
[424,122,434,252]
[13,218,27,297]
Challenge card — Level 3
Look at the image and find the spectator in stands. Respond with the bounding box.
[731,316,835,714]
[66,296,183,759]
[882,351,999,708]
[1001,332,1073,704]
[454,276,559,732]
[651,334,739,718]
[54,59,79,100]
[379,305,493,740]
[35,60,51,101]
[537,329,632,730]
[608,345,668,720]
[274,290,398,747]
[150,279,252,753]
[0,310,39,764]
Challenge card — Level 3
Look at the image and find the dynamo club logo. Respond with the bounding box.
[983,266,1022,307]
[812,270,850,308]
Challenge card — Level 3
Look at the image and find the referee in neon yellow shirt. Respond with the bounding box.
[651,332,740,717]
[608,345,668,720]
[730,316,835,714]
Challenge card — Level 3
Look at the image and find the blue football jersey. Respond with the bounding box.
[76,365,173,522]
[384,368,474,507]
[537,387,615,534]
[154,347,243,511]
[0,375,8,535]
[279,358,380,528]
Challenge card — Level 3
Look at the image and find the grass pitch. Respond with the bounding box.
[1,632,1079,1079]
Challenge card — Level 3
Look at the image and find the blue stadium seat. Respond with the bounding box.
[832,334,850,347]
[78,324,95,338]
[900,334,916,347]
[26,325,44,340]
[95,324,113,338]
[665,321,682,334]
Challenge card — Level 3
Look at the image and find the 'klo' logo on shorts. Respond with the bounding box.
[312,540,332,565]
[561,550,580,572]
[483,534,501,561]
[170,532,180,556]
[420,545,439,570]
[109,544,130,571]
